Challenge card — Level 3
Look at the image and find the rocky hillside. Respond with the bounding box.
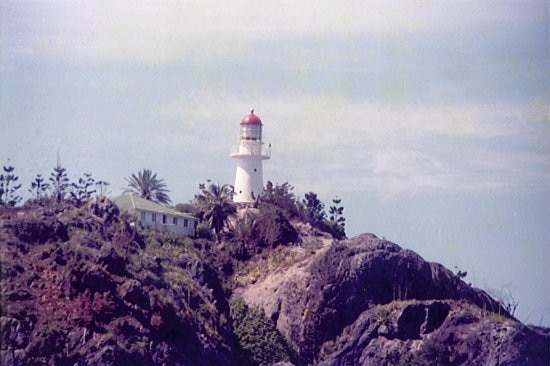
[235,234,549,365]
[1,199,234,366]
[1,199,549,365]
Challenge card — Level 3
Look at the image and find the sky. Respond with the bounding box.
[1,1,549,326]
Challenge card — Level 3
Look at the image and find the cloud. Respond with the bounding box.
[2,0,546,64]
[154,90,550,197]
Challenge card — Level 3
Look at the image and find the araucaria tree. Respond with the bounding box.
[194,183,236,240]
[327,197,346,239]
[0,164,22,207]
[70,173,96,206]
[124,169,172,205]
[29,174,50,200]
[302,192,347,239]
[49,164,70,202]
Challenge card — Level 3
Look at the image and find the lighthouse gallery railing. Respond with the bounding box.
[230,144,271,159]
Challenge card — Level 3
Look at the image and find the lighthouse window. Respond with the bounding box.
[240,125,262,141]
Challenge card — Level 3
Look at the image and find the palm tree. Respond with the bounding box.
[123,169,172,205]
[194,183,236,240]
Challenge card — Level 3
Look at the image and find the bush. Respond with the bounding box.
[230,298,301,366]
[253,204,298,249]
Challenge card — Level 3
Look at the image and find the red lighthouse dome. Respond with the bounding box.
[241,108,263,125]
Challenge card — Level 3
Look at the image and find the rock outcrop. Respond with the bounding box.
[236,233,550,365]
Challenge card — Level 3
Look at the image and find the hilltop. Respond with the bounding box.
[1,198,549,365]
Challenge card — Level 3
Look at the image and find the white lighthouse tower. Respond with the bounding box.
[230,109,271,205]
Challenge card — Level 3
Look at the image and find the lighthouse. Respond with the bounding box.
[230,109,271,205]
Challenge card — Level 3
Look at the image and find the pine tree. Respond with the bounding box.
[29,174,50,199]
[328,197,346,239]
[49,164,70,202]
[95,180,110,196]
[329,197,345,226]
[69,173,96,206]
[0,164,22,207]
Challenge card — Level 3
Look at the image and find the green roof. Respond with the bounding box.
[112,194,196,220]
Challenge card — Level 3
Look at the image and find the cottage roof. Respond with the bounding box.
[112,194,196,220]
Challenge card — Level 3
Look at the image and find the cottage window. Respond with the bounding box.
[152,213,157,222]
[184,219,188,227]
[140,211,146,221]
[173,217,178,225]
[162,215,167,224]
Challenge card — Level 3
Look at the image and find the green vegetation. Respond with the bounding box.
[2,162,108,208]
[123,168,172,204]
[302,191,347,239]
[327,197,346,239]
[302,192,327,228]
[49,163,70,202]
[260,181,302,219]
[0,164,22,207]
[29,174,50,199]
[69,173,97,206]
[193,182,236,241]
[230,298,301,366]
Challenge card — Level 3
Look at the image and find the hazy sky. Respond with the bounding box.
[1,1,549,325]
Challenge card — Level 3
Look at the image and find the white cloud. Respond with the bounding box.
[154,90,550,197]
[2,0,545,63]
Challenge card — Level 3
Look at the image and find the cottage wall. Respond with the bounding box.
[137,209,197,236]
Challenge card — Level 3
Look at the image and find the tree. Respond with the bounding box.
[123,169,172,205]
[95,180,110,196]
[29,174,50,200]
[0,164,22,207]
[49,164,70,202]
[69,173,96,206]
[194,183,236,240]
[259,181,301,219]
[230,298,300,366]
[174,202,197,215]
[327,197,346,239]
[302,192,326,228]
[253,204,298,249]
[232,211,256,258]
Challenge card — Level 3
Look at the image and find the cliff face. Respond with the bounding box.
[1,200,549,366]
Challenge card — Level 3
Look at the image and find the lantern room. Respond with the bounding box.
[239,109,263,141]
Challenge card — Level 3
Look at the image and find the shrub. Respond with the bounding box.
[230,298,301,366]
[253,204,298,249]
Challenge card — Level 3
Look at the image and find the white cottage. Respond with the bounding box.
[112,194,197,236]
